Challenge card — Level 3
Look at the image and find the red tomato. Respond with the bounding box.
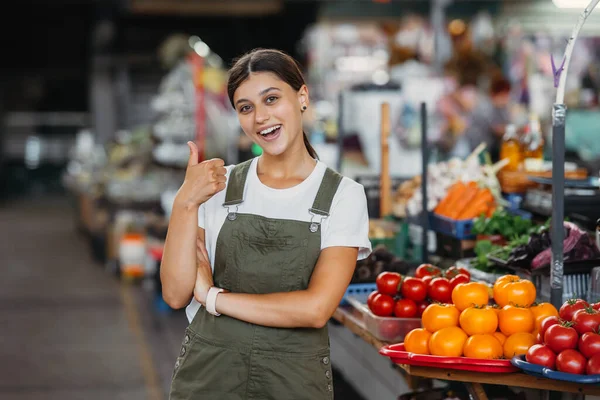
[416,300,430,318]
[415,264,442,279]
[394,298,417,318]
[367,291,379,309]
[572,307,600,335]
[401,277,427,302]
[428,277,452,303]
[544,323,579,354]
[445,266,471,280]
[449,274,470,291]
[370,293,395,317]
[591,302,600,312]
[540,316,560,337]
[587,353,600,375]
[421,275,434,286]
[559,299,589,321]
[379,319,401,339]
[526,344,557,370]
[376,272,402,297]
[579,331,600,359]
[556,349,586,375]
[536,332,544,344]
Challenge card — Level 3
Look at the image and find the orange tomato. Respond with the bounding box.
[463,334,504,359]
[459,306,498,335]
[422,303,459,332]
[493,331,507,346]
[493,277,536,307]
[452,282,490,311]
[498,305,535,336]
[429,326,468,357]
[503,332,536,359]
[404,328,432,355]
[493,274,520,293]
[530,302,559,330]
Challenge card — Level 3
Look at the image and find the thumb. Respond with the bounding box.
[187,141,199,167]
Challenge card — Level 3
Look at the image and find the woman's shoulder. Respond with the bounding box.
[319,163,365,197]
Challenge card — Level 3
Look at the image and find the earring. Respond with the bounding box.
[302,105,307,111]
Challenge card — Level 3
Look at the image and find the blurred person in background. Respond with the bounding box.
[160,48,371,399]
[437,76,512,162]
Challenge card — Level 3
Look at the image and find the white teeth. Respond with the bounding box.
[259,125,281,135]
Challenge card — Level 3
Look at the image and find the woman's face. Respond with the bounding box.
[233,72,308,157]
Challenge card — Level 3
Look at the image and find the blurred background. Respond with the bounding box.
[1,0,600,399]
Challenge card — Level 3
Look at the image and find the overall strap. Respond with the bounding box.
[223,159,253,206]
[310,168,343,217]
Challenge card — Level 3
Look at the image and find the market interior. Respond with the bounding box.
[2,1,600,399]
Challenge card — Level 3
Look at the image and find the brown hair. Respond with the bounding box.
[227,48,318,160]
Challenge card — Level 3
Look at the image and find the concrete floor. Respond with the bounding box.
[0,195,187,399]
[0,194,366,400]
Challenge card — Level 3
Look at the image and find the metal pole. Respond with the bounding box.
[421,102,429,263]
[550,104,566,309]
[549,0,600,308]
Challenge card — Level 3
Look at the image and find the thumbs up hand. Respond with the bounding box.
[176,141,227,209]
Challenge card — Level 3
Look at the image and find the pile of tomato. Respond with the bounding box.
[526,298,600,375]
[367,264,471,319]
[403,274,559,360]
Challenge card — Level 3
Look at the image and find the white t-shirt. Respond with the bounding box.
[185,157,372,322]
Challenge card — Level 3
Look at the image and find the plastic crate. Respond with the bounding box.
[346,296,421,343]
[340,283,377,305]
[428,213,475,240]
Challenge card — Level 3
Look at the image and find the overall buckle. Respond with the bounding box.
[308,209,328,233]
[225,205,239,221]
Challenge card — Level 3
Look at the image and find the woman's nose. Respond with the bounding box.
[254,104,270,124]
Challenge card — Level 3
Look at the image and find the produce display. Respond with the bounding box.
[525,298,600,375]
[475,220,600,272]
[393,144,508,218]
[352,245,405,283]
[433,181,497,220]
[367,264,472,319]
[472,210,534,242]
[402,274,559,361]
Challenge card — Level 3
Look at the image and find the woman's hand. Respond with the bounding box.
[193,236,213,306]
[176,141,227,210]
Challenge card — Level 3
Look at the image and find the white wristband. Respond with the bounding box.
[206,287,225,316]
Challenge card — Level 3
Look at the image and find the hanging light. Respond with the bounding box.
[553,0,590,8]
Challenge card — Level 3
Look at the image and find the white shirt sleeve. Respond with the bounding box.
[322,178,372,260]
[198,202,206,229]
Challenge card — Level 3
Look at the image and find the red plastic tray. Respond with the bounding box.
[379,343,518,373]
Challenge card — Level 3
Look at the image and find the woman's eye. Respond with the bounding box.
[266,96,278,104]
[239,105,251,113]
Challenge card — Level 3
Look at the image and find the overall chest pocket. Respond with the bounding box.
[225,232,310,294]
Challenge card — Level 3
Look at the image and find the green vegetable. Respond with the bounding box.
[471,210,534,238]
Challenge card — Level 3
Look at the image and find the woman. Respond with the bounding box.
[160,48,371,399]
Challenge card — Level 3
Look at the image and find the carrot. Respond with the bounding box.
[446,182,480,219]
[438,181,475,217]
[457,202,489,220]
[456,188,495,219]
[435,181,466,215]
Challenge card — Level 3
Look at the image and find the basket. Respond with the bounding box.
[346,296,421,343]
[340,283,377,306]
[512,355,600,383]
[380,343,518,373]
[429,213,475,240]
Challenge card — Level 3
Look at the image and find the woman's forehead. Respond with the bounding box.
[234,72,288,101]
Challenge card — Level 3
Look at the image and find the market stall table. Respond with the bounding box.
[332,305,600,400]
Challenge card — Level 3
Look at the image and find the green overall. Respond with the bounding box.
[169,159,343,400]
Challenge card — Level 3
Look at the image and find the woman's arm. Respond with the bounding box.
[160,142,226,309]
[204,246,359,329]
